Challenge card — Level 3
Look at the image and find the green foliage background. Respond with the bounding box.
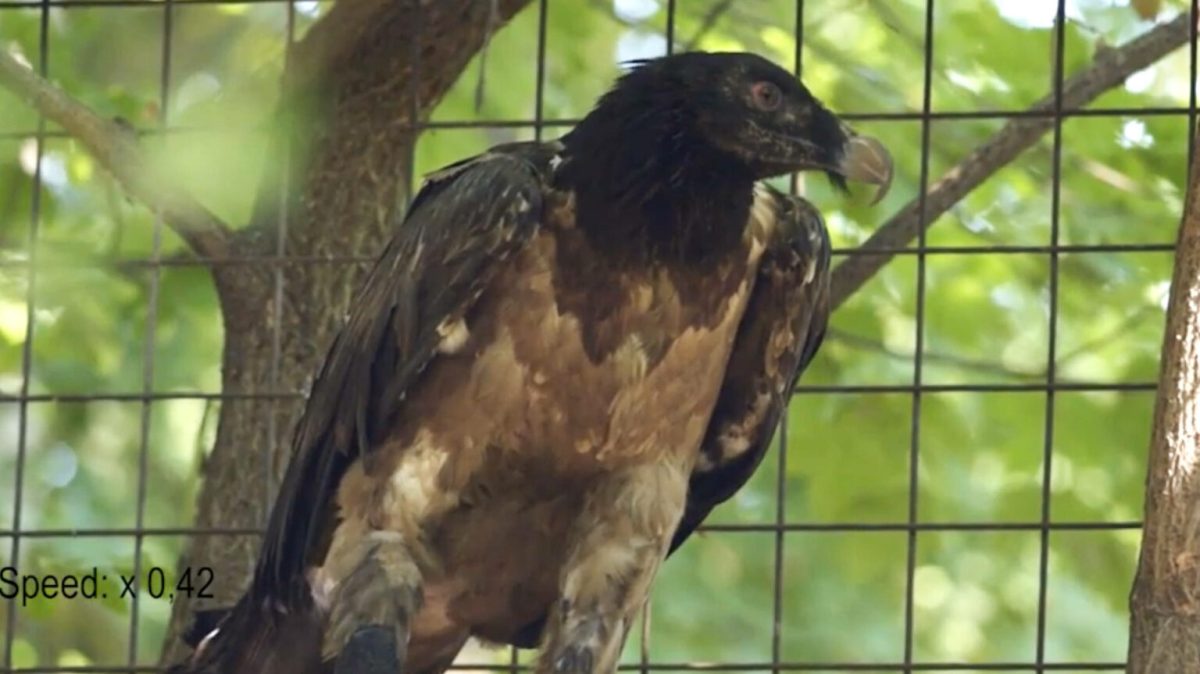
[0,0,1194,670]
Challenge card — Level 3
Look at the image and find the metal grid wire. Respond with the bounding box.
[0,0,1197,672]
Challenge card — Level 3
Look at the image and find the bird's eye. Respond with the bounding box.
[750,82,783,111]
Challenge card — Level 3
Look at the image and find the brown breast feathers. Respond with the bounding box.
[325,184,781,665]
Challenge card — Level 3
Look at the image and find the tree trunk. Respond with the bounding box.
[160,0,533,663]
[1126,126,1200,673]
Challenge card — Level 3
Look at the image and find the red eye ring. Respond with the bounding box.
[751,82,783,111]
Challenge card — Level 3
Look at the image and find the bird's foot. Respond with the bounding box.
[335,625,402,674]
[552,643,595,674]
[546,611,608,674]
[323,534,421,673]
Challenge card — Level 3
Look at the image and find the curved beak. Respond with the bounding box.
[837,135,893,205]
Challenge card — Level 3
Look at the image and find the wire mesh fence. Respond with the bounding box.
[0,0,1197,672]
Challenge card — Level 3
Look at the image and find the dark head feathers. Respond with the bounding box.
[556,51,892,260]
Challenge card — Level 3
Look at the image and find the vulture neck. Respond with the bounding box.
[560,100,756,265]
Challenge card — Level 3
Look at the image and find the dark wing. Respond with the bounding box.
[255,147,548,600]
[669,191,831,554]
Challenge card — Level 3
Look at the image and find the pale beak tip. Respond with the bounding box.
[839,135,894,206]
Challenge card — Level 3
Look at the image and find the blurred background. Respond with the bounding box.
[0,0,1195,671]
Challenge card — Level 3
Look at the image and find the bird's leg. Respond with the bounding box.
[321,529,424,674]
[538,459,690,674]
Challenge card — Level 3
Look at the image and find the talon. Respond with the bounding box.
[321,545,419,670]
[554,645,594,674]
[336,625,401,674]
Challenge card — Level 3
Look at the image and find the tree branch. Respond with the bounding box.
[0,48,233,260]
[1127,121,1200,674]
[830,12,1194,310]
[232,0,533,259]
[827,328,1047,381]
